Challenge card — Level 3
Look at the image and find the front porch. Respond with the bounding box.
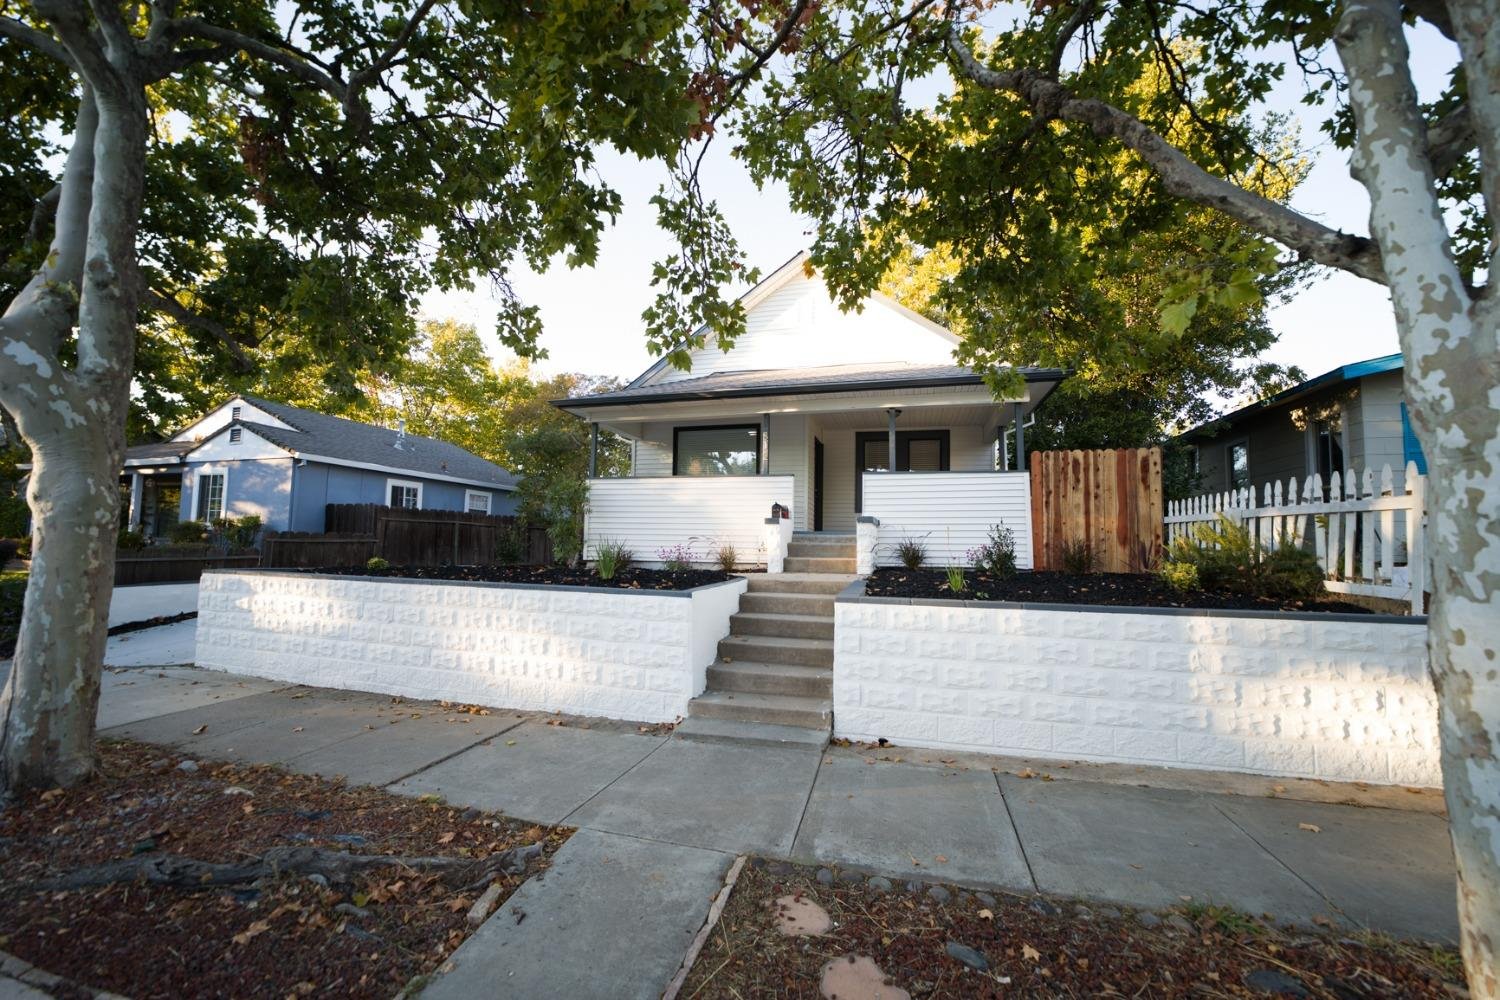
[572,375,1052,570]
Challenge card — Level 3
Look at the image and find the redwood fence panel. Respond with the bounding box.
[1029,447,1163,574]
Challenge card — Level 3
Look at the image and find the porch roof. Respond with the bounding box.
[553,362,1066,413]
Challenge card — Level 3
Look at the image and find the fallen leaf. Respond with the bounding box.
[978,908,994,921]
[1022,944,1041,962]
[934,855,948,864]
[1017,768,1036,779]
[39,788,63,803]
[505,740,517,747]
[1298,822,1321,833]
[438,831,456,844]
[232,919,271,946]
[191,725,208,735]
[292,726,304,733]
[446,896,472,913]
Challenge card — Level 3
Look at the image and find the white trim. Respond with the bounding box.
[387,478,423,509]
[294,452,515,492]
[463,489,492,514]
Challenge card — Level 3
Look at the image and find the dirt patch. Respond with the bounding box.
[0,741,569,999]
[298,564,730,591]
[680,859,1463,998]
[864,569,1374,614]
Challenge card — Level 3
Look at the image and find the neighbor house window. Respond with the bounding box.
[388,479,422,508]
[465,490,491,514]
[229,427,242,444]
[195,472,225,521]
[673,425,760,476]
[1228,441,1250,490]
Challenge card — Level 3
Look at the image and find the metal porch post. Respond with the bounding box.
[887,408,899,470]
[1013,403,1026,472]
[588,423,599,478]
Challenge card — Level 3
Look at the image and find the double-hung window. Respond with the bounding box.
[1228,442,1250,490]
[195,472,225,521]
[464,490,492,514]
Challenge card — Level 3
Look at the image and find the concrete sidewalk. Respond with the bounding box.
[96,667,1459,997]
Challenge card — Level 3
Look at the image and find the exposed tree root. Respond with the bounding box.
[45,842,543,890]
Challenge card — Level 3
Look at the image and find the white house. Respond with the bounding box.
[554,253,1065,570]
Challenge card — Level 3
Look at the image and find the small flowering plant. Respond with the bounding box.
[658,543,695,572]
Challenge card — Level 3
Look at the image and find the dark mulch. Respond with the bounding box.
[865,569,1374,614]
[301,563,730,591]
[682,859,1463,998]
[0,740,569,999]
[1,610,201,660]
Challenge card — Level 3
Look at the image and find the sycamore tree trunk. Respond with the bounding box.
[1337,1,1500,993]
[0,78,146,796]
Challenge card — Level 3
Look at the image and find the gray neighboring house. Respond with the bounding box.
[122,395,519,537]
[1177,353,1427,494]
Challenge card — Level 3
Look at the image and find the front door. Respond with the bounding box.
[854,430,951,513]
[814,438,825,531]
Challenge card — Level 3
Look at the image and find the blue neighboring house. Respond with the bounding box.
[121,395,519,537]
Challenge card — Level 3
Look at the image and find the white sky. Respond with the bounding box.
[419,24,1459,392]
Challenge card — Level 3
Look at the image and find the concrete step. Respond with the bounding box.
[744,573,858,596]
[673,716,830,749]
[686,690,833,730]
[739,592,836,617]
[783,556,858,574]
[718,633,834,668]
[730,611,834,641]
[787,539,856,559]
[706,659,831,697]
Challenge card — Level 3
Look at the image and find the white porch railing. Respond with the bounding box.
[1165,462,1427,613]
[861,471,1033,569]
[585,476,795,568]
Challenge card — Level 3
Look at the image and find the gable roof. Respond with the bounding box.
[227,396,517,489]
[1177,353,1404,440]
[127,396,517,491]
[556,361,1066,410]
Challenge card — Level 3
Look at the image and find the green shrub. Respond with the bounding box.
[895,536,927,570]
[226,514,262,549]
[1160,515,1324,600]
[1060,539,1096,574]
[117,528,147,552]
[366,556,390,572]
[1158,561,1199,593]
[169,520,208,544]
[593,540,632,581]
[968,524,1017,578]
[0,496,29,538]
[944,566,966,592]
[495,522,526,564]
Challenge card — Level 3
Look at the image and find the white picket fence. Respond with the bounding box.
[1164,462,1427,613]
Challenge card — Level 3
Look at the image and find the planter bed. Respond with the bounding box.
[834,582,1437,786]
[864,568,1372,614]
[303,563,729,591]
[197,569,747,722]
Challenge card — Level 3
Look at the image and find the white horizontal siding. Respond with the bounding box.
[863,472,1032,569]
[655,273,956,383]
[586,476,795,567]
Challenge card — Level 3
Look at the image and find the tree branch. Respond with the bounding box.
[1445,3,1500,272]
[0,13,76,69]
[1402,0,1454,40]
[156,17,349,96]
[33,0,126,98]
[141,288,256,372]
[27,185,61,245]
[1428,103,1476,179]
[1047,0,1097,77]
[945,27,1387,285]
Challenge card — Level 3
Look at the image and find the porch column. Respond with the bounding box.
[760,413,771,474]
[1012,403,1026,472]
[127,472,143,530]
[588,423,599,478]
[998,425,1009,472]
[886,408,900,470]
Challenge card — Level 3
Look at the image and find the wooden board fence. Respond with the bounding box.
[1030,448,1163,573]
[1164,461,1427,613]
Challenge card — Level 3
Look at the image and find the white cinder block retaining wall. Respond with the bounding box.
[834,590,1438,786]
[197,571,747,723]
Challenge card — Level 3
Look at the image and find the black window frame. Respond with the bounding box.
[854,429,951,512]
[672,423,762,477]
[1227,440,1251,490]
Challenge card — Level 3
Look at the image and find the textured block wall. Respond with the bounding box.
[197,572,743,722]
[833,599,1438,786]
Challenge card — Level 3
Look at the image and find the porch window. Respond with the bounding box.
[195,472,225,522]
[673,425,760,476]
[855,430,950,511]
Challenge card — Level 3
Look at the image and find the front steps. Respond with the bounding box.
[676,535,855,748]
